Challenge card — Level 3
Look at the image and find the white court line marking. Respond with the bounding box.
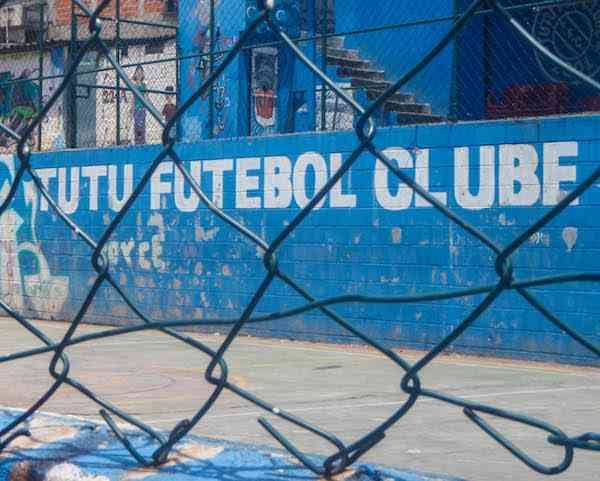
[145,384,600,424]
[0,406,103,425]
[2,384,598,433]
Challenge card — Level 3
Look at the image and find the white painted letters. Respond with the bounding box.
[58,167,80,214]
[82,165,108,211]
[499,144,540,206]
[454,146,496,210]
[26,142,581,219]
[374,148,413,210]
[415,149,447,207]
[36,168,57,211]
[543,142,578,206]
[264,156,292,208]
[293,152,327,209]
[150,162,173,210]
[108,164,133,212]
[174,161,201,212]
[204,159,233,208]
[330,153,357,208]
[236,157,261,209]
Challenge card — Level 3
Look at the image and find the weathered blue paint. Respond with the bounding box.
[178,0,246,140]
[1,114,599,365]
[0,411,464,481]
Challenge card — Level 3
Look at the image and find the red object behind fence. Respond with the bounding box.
[486,83,570,119]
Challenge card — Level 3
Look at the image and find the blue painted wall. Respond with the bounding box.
[334,0,455,117]
[178,0,458,134]
[177,0,600,131]
[2,114,599,365]
[178,0,246,140]
[455,0,600,119]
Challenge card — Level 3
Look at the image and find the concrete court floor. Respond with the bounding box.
[0,318,599,481]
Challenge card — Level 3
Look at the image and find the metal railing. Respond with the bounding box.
[0,0,177,151]
[1,0,597,150]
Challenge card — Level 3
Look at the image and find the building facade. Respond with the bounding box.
[0,0,177,152]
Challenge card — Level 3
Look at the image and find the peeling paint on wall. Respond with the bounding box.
[2,115,598,364]
[195,222,220,242]
[562,227,578,252]
[0,155,68,316]
[529,231,551,246]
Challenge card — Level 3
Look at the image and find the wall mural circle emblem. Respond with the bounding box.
[534,1,600,82]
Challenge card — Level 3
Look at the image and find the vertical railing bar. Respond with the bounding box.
[116,0,121,145]
[319,0,327,131]
[208,0,215,138]
[36,2,44,150]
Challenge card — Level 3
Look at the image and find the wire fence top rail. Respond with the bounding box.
[0,0,599,478]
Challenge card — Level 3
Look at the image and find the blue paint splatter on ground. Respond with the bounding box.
[0,410,466,481]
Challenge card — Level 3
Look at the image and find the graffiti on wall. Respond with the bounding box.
[0,155,69,316]
[0,48,67,151]
[95,44,177,147]
[209,35,234,136]
[0,112,595,362]
[45,47,67,150]
[2,138,579,318]
[252,47,278,135]
[0,69,40,147]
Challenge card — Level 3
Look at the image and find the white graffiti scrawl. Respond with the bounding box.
[0,155,68,316]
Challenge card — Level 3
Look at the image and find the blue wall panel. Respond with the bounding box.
[2,114,600,365]
[334,0,455,116]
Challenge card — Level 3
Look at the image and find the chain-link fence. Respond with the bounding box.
[0,0,177,152]
[1,0,598,150]
[310,0,600,129]
[0,0,599,478]
[71,13,178,148]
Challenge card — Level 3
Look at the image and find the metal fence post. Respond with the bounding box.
[483,6,492,119]
[66,0,78,148]
[37,2,44,150]
[319,0,328,131]
[208,0,215,138]
[175,29,181,142]
[449,0,460,122]
[116,0,122,145]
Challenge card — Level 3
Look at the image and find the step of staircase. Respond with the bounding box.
[326,54,372,69]
[396,112,445,125]
[337,66,386,81]
[384,100,432,114]
[351,77,392,90]
[325,47,361,60]
[314,35,345,50]
[323,38,446,127]
[367,89,417,105]
[326,35,345,49]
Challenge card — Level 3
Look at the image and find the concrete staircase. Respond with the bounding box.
[321,37,445,126]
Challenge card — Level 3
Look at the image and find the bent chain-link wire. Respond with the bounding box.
[0,0,598,477]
